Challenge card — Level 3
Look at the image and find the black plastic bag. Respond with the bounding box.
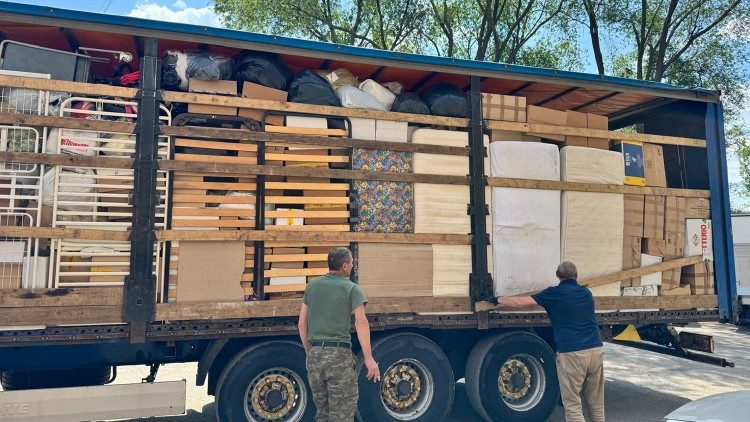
[419,83,468,117]
[161,51,234,91]
[288,70,341,106]
[235,51,293,91]
[390,92,430,115]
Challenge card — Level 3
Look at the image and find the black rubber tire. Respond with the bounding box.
[465,331,559,422]
[356,333,454,421]
[215,341,315,422]
[0,366,112,390]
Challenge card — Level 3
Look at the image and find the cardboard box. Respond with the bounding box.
[176,241,245,302]
[188,79,238,116]
[481,93,527,122]
[286,116,327,129]
[665,231,684,259]
[644,196,665,239]
[624,194,644,237]
[685,219,713,261]
[587,113,609,148]
[622,285,657,297]
[490,130,541,142]
[612,141,646,186]
[375,120,408,143]
[640,254,663,286]
[681,261,714,295]
[349,118,376,141]
[527,105,566,142]
[239,81,287,126]
[357,243,433,297]
[89,255,129,283]
[685,197,710,218]
[565,110,588,147]
[642,238,667,257]
[661,264,682,291]
[665,196,686,237]
[623,236,642,287]
[274,208,303,226]
[643,144,667,187]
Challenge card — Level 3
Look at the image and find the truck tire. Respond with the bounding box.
[356,333,454,421]
[0,366,112,390]
[215,340,314,422]
[465,331,559,422]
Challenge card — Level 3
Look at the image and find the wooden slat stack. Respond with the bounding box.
[263,124,351,298]
[169,137,258,300]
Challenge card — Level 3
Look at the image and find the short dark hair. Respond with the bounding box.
[556,261,578,280]
[328,247,352,271]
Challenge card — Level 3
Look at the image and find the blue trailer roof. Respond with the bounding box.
[0,1,720,106]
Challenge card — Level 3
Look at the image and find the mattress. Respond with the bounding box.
[489,141,561,296]
[351,148,413,233]
[561,147,625,287]
[412,129,492,295]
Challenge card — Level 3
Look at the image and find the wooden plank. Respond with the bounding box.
[482,294,718,312]
[160,159,469,185]
[265,126,348,137]
[172,219,256,228]
[174,154,258,165]
[266,225,350,232]
[486,120,706,148]
[265,284,307,293]
[173,194,256,204]
[0,226,130,241]
[174,138,258,152]
[266,153,349,163]
[265,196,349,205]
[173,181,256,190]
[154,296,473,321]
[265,210,350,218]
[265,182,349,191]
[0,112,466,156]
[265,254,329,263]
[582,256,704,289]
[0,75,137,98]
[0,151,132,170]
[0,306,124,326]
[487,177,710,198]
[172,208,256,217]
[0,287,122,307]
[266,268,327,278]
[156,230,473,245]
[161,90,469,128]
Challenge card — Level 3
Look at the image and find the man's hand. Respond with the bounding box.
[364,356,380,382]
[475,296,499,312]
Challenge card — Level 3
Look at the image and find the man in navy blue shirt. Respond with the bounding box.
[479,261,604,422]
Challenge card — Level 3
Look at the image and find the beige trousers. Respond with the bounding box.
[556,346,605,422]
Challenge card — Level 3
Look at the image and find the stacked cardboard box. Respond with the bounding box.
[681,261,714,295]
[188,79,237,116]
[525,106,609,149]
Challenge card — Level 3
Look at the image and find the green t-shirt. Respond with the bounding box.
[303,274,367,343]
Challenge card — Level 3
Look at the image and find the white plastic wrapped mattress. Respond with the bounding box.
[560,147,624,291]
[489,141,561,296]
[412,129,491,296]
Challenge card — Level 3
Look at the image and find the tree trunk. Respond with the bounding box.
[583,0,605,75]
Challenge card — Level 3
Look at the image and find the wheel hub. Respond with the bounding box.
[248,373,296,420]
[498,358,532,401]
[382,362,422,410]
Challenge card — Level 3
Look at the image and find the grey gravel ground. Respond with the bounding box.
[116,322,750,422]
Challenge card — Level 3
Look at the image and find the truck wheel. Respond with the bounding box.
[0,366,112,390]
[215,340,314,422]
[465,331,559,422]
[356,333,454,421]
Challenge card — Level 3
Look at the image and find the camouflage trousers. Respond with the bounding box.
[305,346,358,422]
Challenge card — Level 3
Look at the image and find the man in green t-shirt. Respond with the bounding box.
[298,247,380,421]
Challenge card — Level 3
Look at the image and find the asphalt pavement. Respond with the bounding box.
[115,322,750,421]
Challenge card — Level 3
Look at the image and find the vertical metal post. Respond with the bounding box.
[124,37,160,342]
[253,138,267,300]
[467,76,492,305]
[705,103,737,322]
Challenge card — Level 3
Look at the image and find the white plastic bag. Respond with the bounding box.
[43,167,95,211]
[360,79,396,109]
[58,129,98,156]
[335,86,387,111]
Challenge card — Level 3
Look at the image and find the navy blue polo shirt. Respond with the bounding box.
[531,279,602,353]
